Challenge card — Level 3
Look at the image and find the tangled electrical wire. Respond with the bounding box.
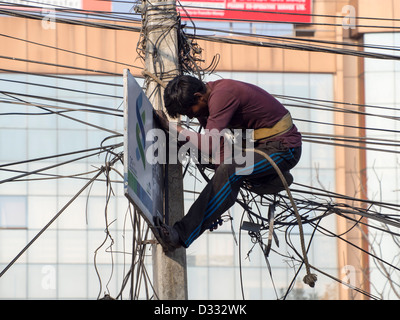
[185,156,400,300]
[0,0,400,300]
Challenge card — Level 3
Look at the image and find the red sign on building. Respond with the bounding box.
[179,0,312,24]
[1,0,111,12]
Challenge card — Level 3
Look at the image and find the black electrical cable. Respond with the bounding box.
[0,55,122,76]
[0,143,122,184]
[184,24,400,55]
[0,90,123,115]
[0,166,105,279]
[0,77,122,99]
[178,3,400,24]
[0,68,126,86]
[0,0,143,23]
[182,14,400,31]
[2,91,122,134]
[0,143,122,168]
[0,7,142,32]
[0,33,142,72]
[189,33,400,61]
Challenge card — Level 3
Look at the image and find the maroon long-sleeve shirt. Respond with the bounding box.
[180,79,302,163]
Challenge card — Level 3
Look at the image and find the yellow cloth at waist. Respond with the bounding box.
[252,112,293,141]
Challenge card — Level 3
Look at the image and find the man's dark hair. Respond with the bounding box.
[163,75,207,118]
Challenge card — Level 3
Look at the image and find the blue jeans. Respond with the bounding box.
[174,140,302,248]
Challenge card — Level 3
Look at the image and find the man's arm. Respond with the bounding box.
[178,90,240,166]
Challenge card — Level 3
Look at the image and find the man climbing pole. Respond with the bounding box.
[154,75,302,252]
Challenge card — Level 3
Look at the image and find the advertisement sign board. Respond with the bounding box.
[179,0,312,24]
[123,69,163,228]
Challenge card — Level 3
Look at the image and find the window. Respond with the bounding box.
[0,196,27,228]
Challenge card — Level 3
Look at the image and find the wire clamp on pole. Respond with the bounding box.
[142,70,167,88]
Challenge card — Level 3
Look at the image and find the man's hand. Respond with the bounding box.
[153,109,169,131]
[153,109,184,134]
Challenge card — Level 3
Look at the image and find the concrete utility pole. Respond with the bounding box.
[141,0,188,300]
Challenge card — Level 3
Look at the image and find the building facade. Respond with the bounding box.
[0,0,399,299]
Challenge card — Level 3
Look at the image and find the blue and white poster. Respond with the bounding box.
[123,69,163,226]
